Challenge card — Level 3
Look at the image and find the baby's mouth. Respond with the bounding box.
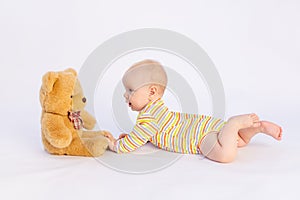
[129,102,132,106]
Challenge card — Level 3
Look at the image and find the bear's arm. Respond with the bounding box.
[42,113,72,148]
[81,110,96,130]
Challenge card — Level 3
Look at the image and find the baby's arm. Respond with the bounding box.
[108,131,147,153]
[109,118,158,153]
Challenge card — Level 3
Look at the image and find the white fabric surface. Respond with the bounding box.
[1,119,299,200]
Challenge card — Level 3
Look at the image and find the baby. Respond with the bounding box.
[105,59,282,163]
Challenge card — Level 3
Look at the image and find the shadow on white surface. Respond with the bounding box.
[1,122,299,200]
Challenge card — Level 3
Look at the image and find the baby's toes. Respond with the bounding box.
[250,113,260,122]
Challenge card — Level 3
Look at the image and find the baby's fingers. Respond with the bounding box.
[118,133,128,139]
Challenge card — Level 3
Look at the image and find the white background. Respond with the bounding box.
[0,0,299,200]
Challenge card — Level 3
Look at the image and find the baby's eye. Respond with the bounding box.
[128,89,133,93]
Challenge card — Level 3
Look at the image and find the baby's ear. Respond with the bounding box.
[41,71,59,93]
[149,85,158,95]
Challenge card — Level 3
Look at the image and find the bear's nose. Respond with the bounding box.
[82,97,86,103]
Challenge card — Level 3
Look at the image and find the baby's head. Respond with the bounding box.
[122,59,168,111]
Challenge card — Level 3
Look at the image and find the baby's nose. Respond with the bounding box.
[123,92,129,102]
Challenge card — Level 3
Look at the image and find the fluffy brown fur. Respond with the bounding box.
[40,68,109,156]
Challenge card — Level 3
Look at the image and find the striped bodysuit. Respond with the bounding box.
[111,99,226,154]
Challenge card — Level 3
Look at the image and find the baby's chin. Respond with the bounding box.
[130,107,141,112]
[128,103,137,111]
[129,103,144,112]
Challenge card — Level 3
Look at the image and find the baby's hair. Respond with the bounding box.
[125,59,168,95]
[130,59,162,70]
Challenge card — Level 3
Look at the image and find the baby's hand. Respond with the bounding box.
[106,136,117,151]
[103,131,114,141]
[102,132,117,151]
[118,133,128,139]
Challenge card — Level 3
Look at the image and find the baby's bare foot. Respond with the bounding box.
[260,121,282,140]
[229,113,260,129]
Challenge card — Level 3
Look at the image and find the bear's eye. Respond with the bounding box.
[70,95,73,98]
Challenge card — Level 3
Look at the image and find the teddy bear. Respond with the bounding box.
[40,68,110,156]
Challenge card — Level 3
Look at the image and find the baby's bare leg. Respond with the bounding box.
[237,126,261,147]
[200,113,260,163]
[237,121,282,147]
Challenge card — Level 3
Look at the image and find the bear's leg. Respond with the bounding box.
[81,136,108,157]
[81,130,111,138]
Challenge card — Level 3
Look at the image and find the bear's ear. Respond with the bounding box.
[41,72,59,93]
[64,68,77,76]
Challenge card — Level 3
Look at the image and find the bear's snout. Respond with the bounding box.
[82,97,86,103]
